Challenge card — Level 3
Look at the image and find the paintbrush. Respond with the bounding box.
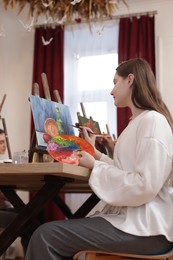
[70,124,103,137]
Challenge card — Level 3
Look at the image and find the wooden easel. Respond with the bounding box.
[0,94,12,159]
[28,73,62,163]
[79,102,111,135]
[28,76,74,220]
[77,102,109,155]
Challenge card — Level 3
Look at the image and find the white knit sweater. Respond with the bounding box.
[89,110,173,241]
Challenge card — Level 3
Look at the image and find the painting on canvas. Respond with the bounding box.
[78,114,108,154]
[77,115,102,134]
[30,95,74,148]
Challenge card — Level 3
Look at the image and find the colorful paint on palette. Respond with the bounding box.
[47,135,95,165]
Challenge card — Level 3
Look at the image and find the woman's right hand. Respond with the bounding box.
[79,126,102,160]
[79,126,96,147]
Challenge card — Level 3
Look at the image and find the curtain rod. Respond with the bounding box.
[36,10,158,29]
[113,10,158,20]
[72,10,158,24]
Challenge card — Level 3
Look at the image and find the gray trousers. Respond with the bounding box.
[25,217,173,260]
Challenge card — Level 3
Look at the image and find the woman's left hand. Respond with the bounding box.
[78,151,95,169]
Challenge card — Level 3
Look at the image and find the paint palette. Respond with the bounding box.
[47,135,95,165]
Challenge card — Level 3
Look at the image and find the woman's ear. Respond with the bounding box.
[128,73,134,86]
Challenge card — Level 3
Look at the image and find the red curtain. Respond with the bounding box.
[32,26,64,100]
[31,26,65,222]
[117,15,155,136]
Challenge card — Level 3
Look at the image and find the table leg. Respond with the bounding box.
[0,179,69,256]
[53,195,73,218]
[72,193,100,218]
[0,187,25,211]
[53,193,100,219]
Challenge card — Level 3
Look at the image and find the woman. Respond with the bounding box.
[0,129,7,161]
[25,58,173,260]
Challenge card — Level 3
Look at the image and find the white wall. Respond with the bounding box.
[0,0,173,257]
[0,2,35,257]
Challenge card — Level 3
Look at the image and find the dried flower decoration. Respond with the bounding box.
[2,0,128,26]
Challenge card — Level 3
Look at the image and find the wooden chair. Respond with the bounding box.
[73,247,173,260]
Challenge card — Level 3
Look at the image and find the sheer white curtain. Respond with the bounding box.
[64,20,119,214]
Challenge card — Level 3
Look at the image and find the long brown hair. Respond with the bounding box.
[116,58,173,131]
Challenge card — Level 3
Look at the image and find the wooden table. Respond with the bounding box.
[0,162,100,256]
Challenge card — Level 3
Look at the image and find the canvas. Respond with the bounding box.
[30,95,74,148]
[77,114,108,155]
[77,115,101,134]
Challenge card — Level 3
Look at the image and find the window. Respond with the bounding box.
[64,20,118,137]
[64,21,118,212]
[77,53,118,136]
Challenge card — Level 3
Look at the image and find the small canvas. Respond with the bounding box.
[30,95,74,148]
[77,115,101,134]
[78,115,108,154]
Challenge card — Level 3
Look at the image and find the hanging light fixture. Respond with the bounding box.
[2,0,128,25]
